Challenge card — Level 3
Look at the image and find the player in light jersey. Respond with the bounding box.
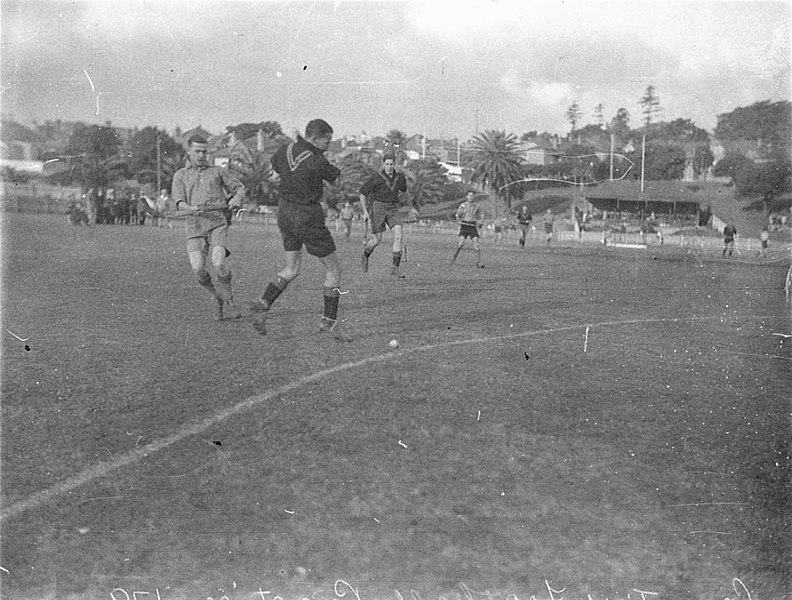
[450,191,485,268]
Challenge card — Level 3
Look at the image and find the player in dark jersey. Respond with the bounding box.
[517,204,533,249]
[246,119,350,340]
[722,221,737,258]
[359,153,411,278]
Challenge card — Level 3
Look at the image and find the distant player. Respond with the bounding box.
[172,134,246,321]
[360,153,411,278]
[759,226,769,257]
[543,208,555,244]
[722,220,737,258]
[517,205,533,249]
[450,191,485,268]
[493,217,505,245]
[66,195,88,225]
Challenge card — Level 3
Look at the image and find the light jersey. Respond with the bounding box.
[456,201,483,226]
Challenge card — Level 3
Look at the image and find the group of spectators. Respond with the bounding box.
[66,188,173,228]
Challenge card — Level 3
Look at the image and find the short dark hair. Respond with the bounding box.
[382,153,396,162]
[305,119,333,139]
[188,134,208,146]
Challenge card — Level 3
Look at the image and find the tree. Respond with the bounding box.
[609,108,631,146]
[226,121,285,142]
[385,129,408,161]
[593,104,605,127]
[640,85,662,126]
[559,143,601,185]
[643,119,714,179]
[566,102,582,132]
[631,140,688,180]
[125,127,185,191]
[323,152,376,209]
[715,100,791,161]
[466,130,525,215]
[64,123,126,189]
[714,101,792,198]
[403,158,448,207]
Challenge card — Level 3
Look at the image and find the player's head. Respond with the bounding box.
[305,119,334,151]
[466,191,475,201]
[382,153,396,175]
[187,135,209,168]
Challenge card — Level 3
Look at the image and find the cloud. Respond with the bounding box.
[76,1,218,41]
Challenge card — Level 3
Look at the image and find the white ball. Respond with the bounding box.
[389,339,400,349]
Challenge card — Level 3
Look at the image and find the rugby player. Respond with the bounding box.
[451,191,485,268]
[171,134,246,321]
[247,119,350,340]
[359,153,411,278]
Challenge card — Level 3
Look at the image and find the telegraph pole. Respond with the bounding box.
[156,134,162,195]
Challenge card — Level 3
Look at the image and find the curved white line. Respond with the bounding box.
[0,314,778,522]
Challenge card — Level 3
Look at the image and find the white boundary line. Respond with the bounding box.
[0,314,779,522]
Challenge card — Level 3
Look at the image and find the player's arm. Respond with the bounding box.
[222,169,246,209]
[172,172,196,213]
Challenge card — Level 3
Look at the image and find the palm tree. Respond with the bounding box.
[403,158,448,207]
[467,130,525,218]
[324,152,376,209]
[385,129,409,162]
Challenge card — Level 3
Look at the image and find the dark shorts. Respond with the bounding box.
[278,201,336,258]
[370,201,403,234]
[459,223,479,239]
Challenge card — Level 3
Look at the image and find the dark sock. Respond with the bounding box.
[392,252,402,267]
[196,270,216,294]
[323,286,340,321]
[262,276,289,307]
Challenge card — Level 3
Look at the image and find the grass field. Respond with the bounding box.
[1,213,790,600]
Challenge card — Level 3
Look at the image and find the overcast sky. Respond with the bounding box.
[1,0,789,141]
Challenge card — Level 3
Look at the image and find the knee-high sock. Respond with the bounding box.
[195,269,217,295]
[323,286,340,321]
[215,265,234,301]
[261,275,290,309]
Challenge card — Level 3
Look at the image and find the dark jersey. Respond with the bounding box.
[271,136,340,206]
[723,224,737,241]
[360,169,408,204]
[517,209,533,225]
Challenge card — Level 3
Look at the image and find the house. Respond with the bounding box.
[519,136,566,166]
[0,120,45,173]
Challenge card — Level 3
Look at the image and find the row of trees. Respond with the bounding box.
[18,99,791,216]
[564,88,790,208]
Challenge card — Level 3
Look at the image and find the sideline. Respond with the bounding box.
[0,314,779,522]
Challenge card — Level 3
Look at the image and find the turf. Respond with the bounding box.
[1,213,790,600]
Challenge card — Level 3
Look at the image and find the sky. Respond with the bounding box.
[1,0,790,141]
